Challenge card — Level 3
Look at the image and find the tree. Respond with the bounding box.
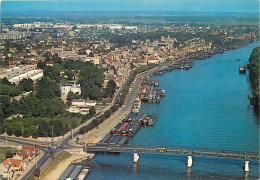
[34,168,41,177]
[22,129,31,138]
[90,85,102,100]
[28,175,35,180]
[6,127,13,136]
[52,54,62,64]
[32,131,39,139]
[1,77,12,86]
[44,51,52,61]
[80,66,104,99]
[66,91,75,106]
[37,60,45,69]
[19,78,33,92]
[65,70,74,80]
[5,151,13,158]
[14,129,22,137]
[89,106,96,117]
[105,80,117,98]
[37,121,49,137]
[36,77,61,99]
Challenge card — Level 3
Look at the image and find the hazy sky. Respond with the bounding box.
[1,0,259,13]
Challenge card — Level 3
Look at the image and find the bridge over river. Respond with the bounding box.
[85,143,259,172]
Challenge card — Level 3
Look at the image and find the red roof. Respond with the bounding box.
[22,146,35,152]
[3,159,23,169]
[17,151,29,160]
[31,62,38,65]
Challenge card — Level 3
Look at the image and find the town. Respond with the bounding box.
[0,13,259,180]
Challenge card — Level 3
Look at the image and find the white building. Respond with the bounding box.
[61,81,81,101]
[0,65,43,84]
[71,99,86,107]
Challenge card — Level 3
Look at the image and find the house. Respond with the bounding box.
[12,146,35,169]
[61,81,81,102]
[2,159,24,172]
[22,146,35,154]
[46,61,55,67]
[147,57,160,64]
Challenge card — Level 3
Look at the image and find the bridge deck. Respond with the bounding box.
[85,143,259,161]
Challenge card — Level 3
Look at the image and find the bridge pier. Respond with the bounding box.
[244,160,249,172]
[133,153,139,163]
[187,155,193,167]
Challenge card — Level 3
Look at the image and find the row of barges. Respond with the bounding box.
[98,113,158,145]
[153,60,193,76]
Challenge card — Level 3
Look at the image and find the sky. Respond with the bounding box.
[1,0,259,13]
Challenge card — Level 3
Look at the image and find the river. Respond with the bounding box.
[86,41,260,180]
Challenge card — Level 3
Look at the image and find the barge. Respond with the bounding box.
[139,79,165,103]
[99,113,158,145]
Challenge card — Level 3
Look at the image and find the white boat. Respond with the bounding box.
[76,167,90,180]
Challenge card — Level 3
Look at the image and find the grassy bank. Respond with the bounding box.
[38,151,71,180]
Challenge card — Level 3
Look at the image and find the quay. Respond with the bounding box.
[84,143,259,171]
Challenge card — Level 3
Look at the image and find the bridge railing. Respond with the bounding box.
[85,143,260,160]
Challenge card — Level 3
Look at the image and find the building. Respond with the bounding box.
[61,81,81,101]
[79,56,100,65]
[2,159,24,172]
[68,106,90,115]
[0,31,32,40]
[147,57,160,64]
[0,65,43,84]
[85,100,97,107]
[71,99,86,107]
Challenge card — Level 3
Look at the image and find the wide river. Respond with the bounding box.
[87,41,260,180]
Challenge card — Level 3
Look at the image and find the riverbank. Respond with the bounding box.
[77,65,163,145]
[75,40,259,146]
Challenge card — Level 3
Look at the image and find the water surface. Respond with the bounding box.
[87,41,260,180]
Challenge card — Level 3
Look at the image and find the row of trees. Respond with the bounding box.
[248,47,259,114]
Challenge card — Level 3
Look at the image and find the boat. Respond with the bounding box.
[160,89,165,97]
[156,94,160,104]
[132,98,141,113]
[236,58,241,61]
[76,167,90,180]
[239,65,246,74]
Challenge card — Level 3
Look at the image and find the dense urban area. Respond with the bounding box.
[0,12,259,180]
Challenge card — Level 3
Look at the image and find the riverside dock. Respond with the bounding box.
[138,77,165,103]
